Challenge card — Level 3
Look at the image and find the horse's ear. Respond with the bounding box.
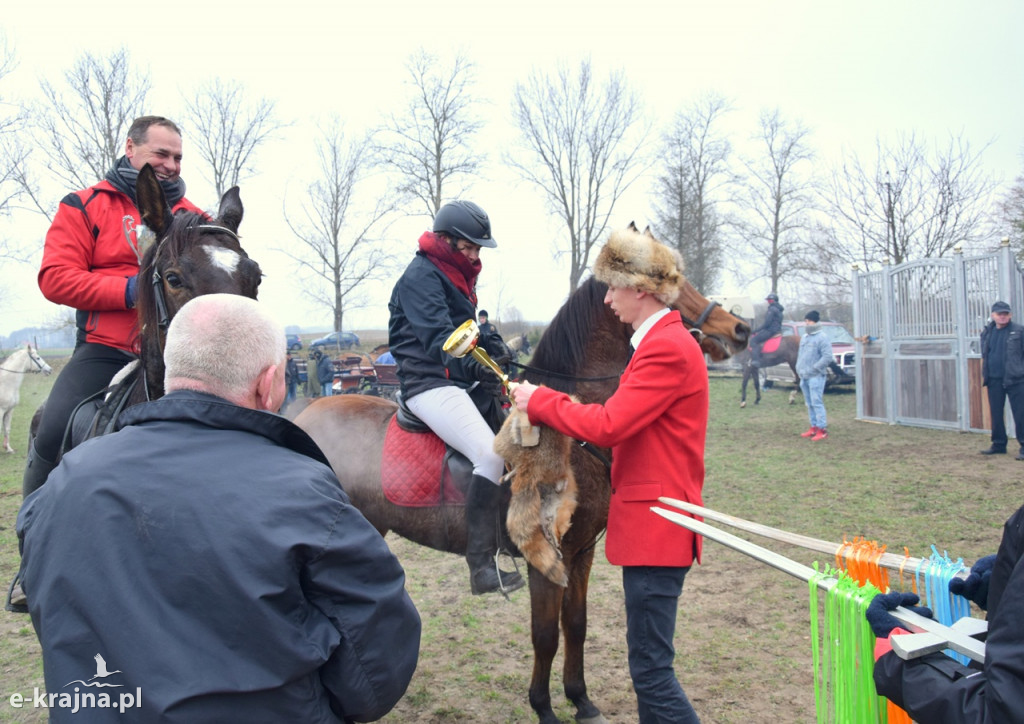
[627,221,638,232]
[218,187,243,234]
[136,164,173,235]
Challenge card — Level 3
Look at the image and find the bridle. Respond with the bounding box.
[0,350,48,374]
[149,223,241,332]
[679,299,720,343]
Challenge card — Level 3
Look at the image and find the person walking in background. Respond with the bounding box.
[316,349,335,397]
[283,351,299,411]
[796,310,832,441]
[387,200,522,596]
[979,300,1024,459]
[16,294,421,722]
[749,292,784,367]
[513,227,707,723]
[23,116,207,497]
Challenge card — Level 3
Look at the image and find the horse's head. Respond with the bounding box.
[132,164,264,397]
[672,279,750,361]
[25,345,52,376]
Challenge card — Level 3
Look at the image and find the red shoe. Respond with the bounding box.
[800,427,818,438]
[811,428,828,441]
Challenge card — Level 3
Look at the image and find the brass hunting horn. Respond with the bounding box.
[443,319,512,394]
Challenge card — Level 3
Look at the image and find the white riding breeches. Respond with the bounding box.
[405,385,504,484]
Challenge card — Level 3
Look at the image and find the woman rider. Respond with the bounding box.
[387,200,523,596]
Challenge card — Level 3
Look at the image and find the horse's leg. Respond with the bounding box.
[739,368,748,408]
[560,545,607,724]
[754,366,762,405]
[2,408,13,453]
[528,566,567,724]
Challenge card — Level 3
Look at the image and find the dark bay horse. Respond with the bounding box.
[294,273,749,723]
[738,334,800,407]
[34,163,263,452]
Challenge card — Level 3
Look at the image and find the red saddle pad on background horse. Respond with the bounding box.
[761,335,782,354]
[381,417,466,507]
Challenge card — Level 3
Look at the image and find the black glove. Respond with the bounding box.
[949,554,997,610]
[866,591,933,638]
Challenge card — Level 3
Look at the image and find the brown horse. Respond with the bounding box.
[295,270,748,723]
[737,335,800,407]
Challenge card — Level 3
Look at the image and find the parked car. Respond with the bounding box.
[309,331,360,351]
[762,321,856,387]
[286,334,303,351]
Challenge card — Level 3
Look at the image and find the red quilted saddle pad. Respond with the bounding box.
[381,417,466,507]
[762,335,782,354]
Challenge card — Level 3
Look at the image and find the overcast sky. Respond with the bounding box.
[1,0,1022,339]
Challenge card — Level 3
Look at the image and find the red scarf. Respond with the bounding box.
[418,231,480,305]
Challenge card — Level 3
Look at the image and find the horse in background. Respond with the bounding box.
[737,334,801,407]
[294,266,749,723]
[0,346,52,453]
[507,332,532,360]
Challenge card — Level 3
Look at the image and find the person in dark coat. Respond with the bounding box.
[979,300,1024,459]
[869,502,1024,722]
[387,200,522,596]
[16,294,420,723]
[316,349,336,396]
[284,350,299,409]
[749,292,784,367]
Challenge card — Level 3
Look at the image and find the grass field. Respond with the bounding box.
[0,359,1018,722]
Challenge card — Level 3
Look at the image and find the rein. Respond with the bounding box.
[0,353,47,374]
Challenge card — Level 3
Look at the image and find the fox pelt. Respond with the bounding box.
[494,403,578,587]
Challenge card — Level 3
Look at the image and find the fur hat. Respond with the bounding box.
[593,226,684,305]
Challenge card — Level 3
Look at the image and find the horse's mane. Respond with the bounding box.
[527,276,626,394]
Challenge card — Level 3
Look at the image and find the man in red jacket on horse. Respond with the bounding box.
[24,116,206,497]
[513,226,707,723]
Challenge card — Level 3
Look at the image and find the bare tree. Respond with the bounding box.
[282,121,401,332]
[378,49,483,216]
[0,32,23,224]
[822,132,997,269]
[33,49,150,194]
[650,93,733,294]
[508,60,649,293]
[182,78,285,198]
[997,154,1024,261]
[735,109,818,293]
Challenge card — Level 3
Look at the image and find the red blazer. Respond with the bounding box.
[526,312,708,567]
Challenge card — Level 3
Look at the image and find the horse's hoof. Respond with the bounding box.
[739,400,746,408]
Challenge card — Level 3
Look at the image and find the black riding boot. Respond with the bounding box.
[465,476,524,595]
[22,439,57,498]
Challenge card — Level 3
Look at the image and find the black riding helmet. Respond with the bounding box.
[433,200,496,248]
[765,292,779,302]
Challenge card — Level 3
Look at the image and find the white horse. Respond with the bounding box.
[0,345,52,453]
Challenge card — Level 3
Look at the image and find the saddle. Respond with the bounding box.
[59,366,141,461]
[381,395,474,507]
[760,334,783,355]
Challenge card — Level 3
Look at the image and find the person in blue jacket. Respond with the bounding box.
[16,294,420,723]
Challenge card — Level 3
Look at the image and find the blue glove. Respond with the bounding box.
[125,275,138,308]
[866,591,933,638]
[949,554,997,610]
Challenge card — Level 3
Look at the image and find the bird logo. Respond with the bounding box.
[64,653,124,688]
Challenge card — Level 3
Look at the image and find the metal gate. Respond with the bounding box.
[852,241,1024,432]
